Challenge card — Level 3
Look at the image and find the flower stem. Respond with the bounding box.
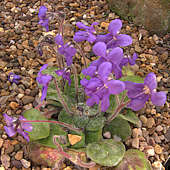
[54,79,73,115]
[74,42,87,68]
[107,99,131,123]
[35,101,47,110]
[21,120,81,132]
[71,65,79,103]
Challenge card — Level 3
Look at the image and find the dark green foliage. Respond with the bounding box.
[104,117,131,141]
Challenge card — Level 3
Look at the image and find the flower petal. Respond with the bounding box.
[38,6,47,18]
[3,114,14,126]
[41,85,48,101]
[106,80,125,94]
[112,64,122,79]
[86,78,102,89]
[98,62,112,82]
[82,66,97,77]
[55,34,64,45]
[124,81,144,98]
[108,19,122,36]
[116,34,133,47]
[4,126,16,137]
[101,93,110,112]
[93,42,106,58]
[76,22,89,30]
[127,96,148,111]
[73,31,88,42]
[107,47,123,65]
[86,95,99,107]
[144,72,157,91]
[151,91,166,106]
[95,33,112,43]
[87,33,96,43]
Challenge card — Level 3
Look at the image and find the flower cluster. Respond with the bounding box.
[8,72,21,84]
[3,114,33,142]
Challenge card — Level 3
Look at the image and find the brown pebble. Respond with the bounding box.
[15,151,23,160]
[156,125,163,132]
[132,128,142,138]
[154,144,162,154]
[132,138,139,149]
[9,102,19,110]
[140,115,147,124]
[146,117,155,128]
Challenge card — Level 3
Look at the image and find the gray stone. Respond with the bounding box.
[22,95,34,104]
[108,0,170,34]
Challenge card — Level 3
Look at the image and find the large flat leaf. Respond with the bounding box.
[23,108,50,141]
[87,139,125,167]
[37,123,69,148]
[118,109,141,126]
[104,117,131,141]
[114,149,152,170]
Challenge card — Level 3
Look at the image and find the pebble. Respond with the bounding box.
[144,146,155,157]
[9,102,19,110]
[156,125,163,132]
[154,144,163,154]
[146,117,155,128]
[22,96,34,105]
[132,128,142,138]
[140,115,147,124]
[152,161,164,170]
[132,138,139,149]
[15,151,24,160]
[1,154,10,169]
[0,138,4,148]
[21,159,31,168]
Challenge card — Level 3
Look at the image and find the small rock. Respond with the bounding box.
[1,154,10,169]
[132,138,139,149]
[100,22,109,29]
[132,128,142,138]
[15,151,23,160]
[135,45,142,53]
[156,125,163,132]
[103,131,111,139]
[0,138,4,148]
[144,146,155,157]
[9,102,19,110]
[154,144,162,154]
[152,161,163,170]
[21,159,31,168]
[22,96,34,105]
[146,117,155,128]
[140,115,147,124]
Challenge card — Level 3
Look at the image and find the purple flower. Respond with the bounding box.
[36,64,52,101]
[55,68,71,86]
[55,34,76,66]
[91,42,123,79]
[96,19,132,48]
[38,6,49,32]
[8,73,21,84]
[73,22,98,43]
[120,53,138,68]
[125,72,167,111]
[81,62,125,112]
[3,114,33,142]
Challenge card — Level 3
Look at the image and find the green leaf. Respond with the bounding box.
[118,109,141,126]
[41,66,60,80]
[58,110,73,125]
[106,95,116,114]
[46,81,59,101]
[114,149,152,170]
[85,116,106,132]
[85,128,103,144]
[104,117,131,141]
[37,123,69,148]
[87,139,125,167]
[120,75,144,83]
[23,108,50,141]
[73,115,89,129]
